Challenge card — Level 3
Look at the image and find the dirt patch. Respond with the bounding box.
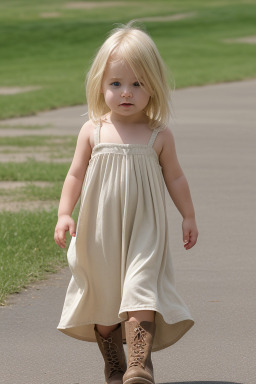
[0,152,72,163]
[40,12,60,18]
[0,86,42,95]
[0,124,49,130]
[0,181,53,190]
[223,36,256,44]
[0,200,58,212]
[0,145,50,153]
[137,12,196,22]
[0,182,58,212]
[65,1,126,9]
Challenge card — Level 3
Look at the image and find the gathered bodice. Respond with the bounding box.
[90,122,164,167]
[91,142,161,165]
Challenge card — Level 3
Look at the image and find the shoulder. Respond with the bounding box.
[157,125,174,139]
[157,126,175,150]
[150,124,175,158]
[78,119,97,149]
[79,119,96,135]
[158,126,177,166]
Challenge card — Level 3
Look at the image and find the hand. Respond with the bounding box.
[182,217,198,250]
[54,215,76,249]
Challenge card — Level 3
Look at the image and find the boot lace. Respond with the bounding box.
[101,336,123,378]
[129,324,147,369]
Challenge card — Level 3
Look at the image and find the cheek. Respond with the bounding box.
[103,89,117,108]
[104,89,116,100]
[138,86,150,98]
[140,91,151,106]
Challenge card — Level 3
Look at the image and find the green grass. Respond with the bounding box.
[0,0,256,119]
[0,135,76,147]
[0,124,51,130]
[0,160,70,181]
[0,135,76,181]
[0,182,63,201]
[0,132,79,303]
[0,209,68,305]
[0,134,77,160]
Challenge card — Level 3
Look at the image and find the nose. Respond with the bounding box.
[121,87,133,98]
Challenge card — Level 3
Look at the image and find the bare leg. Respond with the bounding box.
[95,310,155,338]
[95,323,119,338]
[128,310,155,323]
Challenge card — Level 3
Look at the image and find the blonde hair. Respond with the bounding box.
[86,22,172,129]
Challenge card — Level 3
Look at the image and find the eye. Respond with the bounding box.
[111,81,120,87]
[133,81,142,87]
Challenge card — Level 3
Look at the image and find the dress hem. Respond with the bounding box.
[57,318,194,352]
[119,306,193,324]
[57,308,193,330]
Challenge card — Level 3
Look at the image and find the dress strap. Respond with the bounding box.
[147,128,161,148]
[94,122,101,146]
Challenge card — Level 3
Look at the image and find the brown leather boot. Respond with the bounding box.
[123,321,156,384]
[94,323,127,384]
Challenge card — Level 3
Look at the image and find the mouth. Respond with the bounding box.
[120,103,134,107]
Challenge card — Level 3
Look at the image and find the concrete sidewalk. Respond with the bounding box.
[1,80,256,384]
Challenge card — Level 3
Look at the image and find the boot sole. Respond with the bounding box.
[123,377,154,384]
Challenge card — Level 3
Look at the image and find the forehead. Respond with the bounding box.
[104,56,137,79]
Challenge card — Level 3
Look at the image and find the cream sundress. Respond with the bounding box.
[57,121,194,352]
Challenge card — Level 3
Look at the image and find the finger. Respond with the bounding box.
[190,231,198,246]
[54,232,61,247]
[184,234,197,250]
[184,242,191,250]
[69,222,76,237]
[183,231,190,245]
[57,229,66,243]
[55,235,65,248]
[55,230,66,248]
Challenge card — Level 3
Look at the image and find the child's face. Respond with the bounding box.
[101,57,151,120]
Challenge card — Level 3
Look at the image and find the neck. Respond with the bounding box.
[109,111,149,126]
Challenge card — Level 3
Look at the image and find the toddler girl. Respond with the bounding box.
[55,22,198,384]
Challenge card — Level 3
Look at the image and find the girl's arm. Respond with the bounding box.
[159,128,198,250]
[54,120,94,248]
